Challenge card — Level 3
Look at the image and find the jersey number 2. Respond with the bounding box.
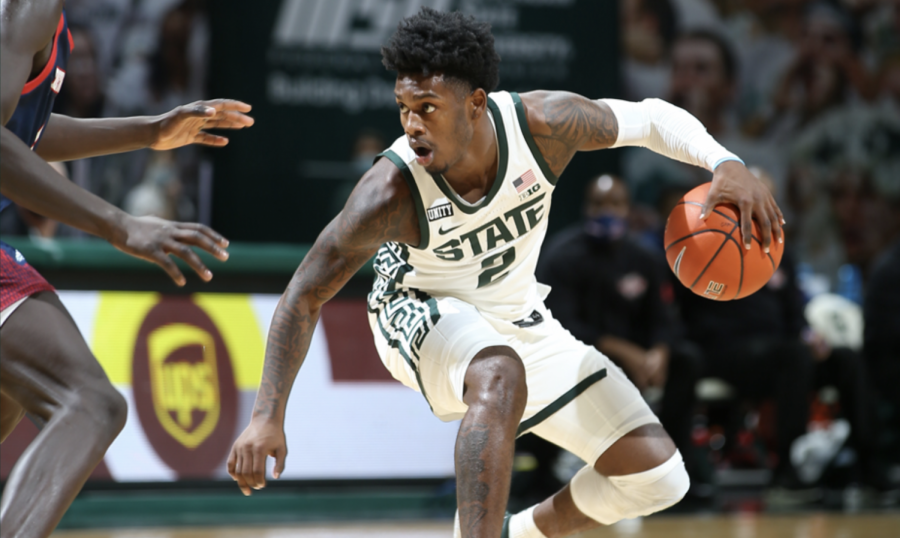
[477,247,516,288]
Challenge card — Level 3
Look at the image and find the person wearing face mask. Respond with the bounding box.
[537,174,704,494]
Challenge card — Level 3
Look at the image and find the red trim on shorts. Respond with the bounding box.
[21,14,65,95]
[0,250,55,311]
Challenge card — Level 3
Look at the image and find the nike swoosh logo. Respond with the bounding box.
[438,223,464,235]
[673,246,687,278]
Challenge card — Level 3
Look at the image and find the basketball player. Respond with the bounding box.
[229,8,784,538]
[1,1,251,536]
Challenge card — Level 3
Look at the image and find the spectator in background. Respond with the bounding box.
[767,3,877,141]
[625,29,786,215]
[538,174,703,489]
[787,95,900,286]
[148,0,208,115]
[621,0,679,101]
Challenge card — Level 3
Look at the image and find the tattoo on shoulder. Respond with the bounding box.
[530,92,618,177]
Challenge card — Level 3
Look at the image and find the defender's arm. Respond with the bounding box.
[228,157,419,495]
[519,91,784,251]
[35,100,254,162]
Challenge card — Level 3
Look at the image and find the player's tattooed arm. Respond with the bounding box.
[229,159,418,494]
[518,91,619,178]
[251,158,420,422]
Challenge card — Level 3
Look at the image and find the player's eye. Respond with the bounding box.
[422,104,436,113]
[397,103,408,113]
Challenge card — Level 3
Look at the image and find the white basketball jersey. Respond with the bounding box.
[370,91,559,321]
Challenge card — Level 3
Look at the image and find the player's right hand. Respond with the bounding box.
[112,215,230,286]
[227,418,288,496]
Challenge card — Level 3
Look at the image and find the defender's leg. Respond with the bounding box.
[456,345,527,538]
[0,292,127,538]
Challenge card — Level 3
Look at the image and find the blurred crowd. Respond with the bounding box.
[514,0,900,511]
[0,0,211,238]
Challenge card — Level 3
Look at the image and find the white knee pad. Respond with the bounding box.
[569,450,689,526]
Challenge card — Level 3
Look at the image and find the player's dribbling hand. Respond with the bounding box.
[112,215,230,286]
[150,99,254,150]
[227,419,288,496]
[700,160,785,253]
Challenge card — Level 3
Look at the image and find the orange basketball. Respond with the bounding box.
[664,182,783,301]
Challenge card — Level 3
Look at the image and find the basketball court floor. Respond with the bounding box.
[53,513,900,538]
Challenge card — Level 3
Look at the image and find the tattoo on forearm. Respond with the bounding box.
[252,165,419,420]
[532,93,618,177]
[457,423,491,536]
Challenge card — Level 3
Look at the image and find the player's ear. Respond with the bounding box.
[470,88,487,119]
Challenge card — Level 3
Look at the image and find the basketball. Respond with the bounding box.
[664,183,784,301]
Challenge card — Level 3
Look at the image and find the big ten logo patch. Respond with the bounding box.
[132,297,237,477]
[704,280,726,299]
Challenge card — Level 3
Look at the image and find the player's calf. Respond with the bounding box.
[455,348,527,538]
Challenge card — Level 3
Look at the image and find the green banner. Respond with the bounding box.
[210,0,620,243]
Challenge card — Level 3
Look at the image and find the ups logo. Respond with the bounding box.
[133,297,237,478]
[148,324,220,449]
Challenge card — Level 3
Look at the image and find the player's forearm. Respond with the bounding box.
[0,125,125,239]
[602,98,741,172]
[34,113,157,162]
[252,284,324,423]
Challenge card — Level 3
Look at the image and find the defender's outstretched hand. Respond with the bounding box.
[150,99,254,150]
[111,216,230,286]
[227,419,288,496]
[700,161,785,253]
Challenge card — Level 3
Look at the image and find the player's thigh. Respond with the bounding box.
[526,342,665,473]
[0,390,25,443]
[0,292,116,420]
[370,293,511,419]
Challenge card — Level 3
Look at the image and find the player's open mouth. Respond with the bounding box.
[414,146,433,166]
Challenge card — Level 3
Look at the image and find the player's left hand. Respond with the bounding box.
[150,99,254,150]
[700,160,784,253]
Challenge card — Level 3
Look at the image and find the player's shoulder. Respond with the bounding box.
[354,152,413,208]
[0,0,64,51]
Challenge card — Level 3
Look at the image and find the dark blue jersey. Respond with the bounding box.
[0,11,72,214]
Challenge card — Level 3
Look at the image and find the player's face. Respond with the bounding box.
[394,73,475,175]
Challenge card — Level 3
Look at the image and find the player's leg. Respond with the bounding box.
[0,291,127,538]
[456,345,528,538]
[529,424,680,537]
[503,313,688,537]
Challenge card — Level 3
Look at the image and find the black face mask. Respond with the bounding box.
[584,214,628,246]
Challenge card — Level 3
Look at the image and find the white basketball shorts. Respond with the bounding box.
[367,291,660,465]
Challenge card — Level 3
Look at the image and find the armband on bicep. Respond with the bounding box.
[600,98,742,172]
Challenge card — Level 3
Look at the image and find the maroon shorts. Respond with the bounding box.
[1,241,55,313]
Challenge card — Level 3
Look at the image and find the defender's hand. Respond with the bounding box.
[112,216,229,286]
[700,161,784,253]
[150,99,254,150]
[227,419,288,496]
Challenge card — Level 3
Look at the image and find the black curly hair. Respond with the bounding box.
[381,7,501,94]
